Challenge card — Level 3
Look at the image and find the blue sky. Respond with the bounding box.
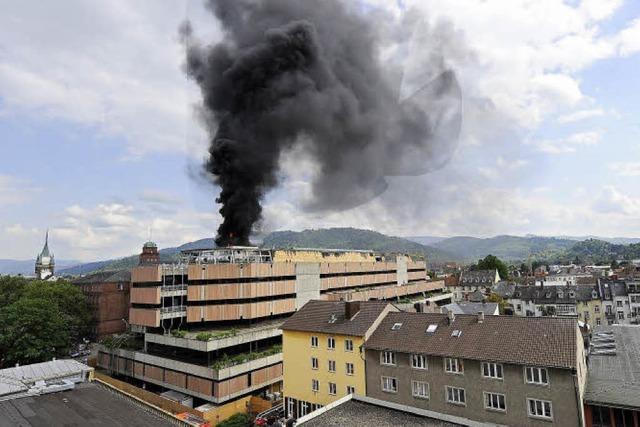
[1,0,640,261]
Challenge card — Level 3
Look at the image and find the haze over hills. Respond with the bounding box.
[3,229,640,277]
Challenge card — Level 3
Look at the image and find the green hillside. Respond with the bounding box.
[432,235,576,261]
[262,228,452,261]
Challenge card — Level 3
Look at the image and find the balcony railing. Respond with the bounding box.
[161,305,186,314]
[160,284,187,292]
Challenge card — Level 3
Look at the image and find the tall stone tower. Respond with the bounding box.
[35,230,55,280]
[139,241,160,265]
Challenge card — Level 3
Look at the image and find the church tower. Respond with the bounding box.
[35,230,55,280]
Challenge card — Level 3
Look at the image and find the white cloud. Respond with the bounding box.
[557,108,605,123]
[528,130,602,154]
[609,162,640,177]
[615,18,640,56]
[0,0,214,157]
[0,174,40,205]
[592,186,640,216]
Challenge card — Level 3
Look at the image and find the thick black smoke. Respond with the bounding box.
[182,0,461,246]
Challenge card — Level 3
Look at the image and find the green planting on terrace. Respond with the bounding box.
[195,328,238,342]
[210,344,282,370]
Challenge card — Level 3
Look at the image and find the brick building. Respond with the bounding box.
[74,270,131,339]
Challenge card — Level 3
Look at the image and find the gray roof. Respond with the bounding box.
[299,398,462,426]
[492,281,516,298]
[0,359,91,397]
[510,285,597,304]
[584,326,640,409]
[443,302,498,315]
[0,382,175,426]
[459,269,497,285]
[72,270,131,285]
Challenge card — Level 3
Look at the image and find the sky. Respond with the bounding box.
[1,0,640,261]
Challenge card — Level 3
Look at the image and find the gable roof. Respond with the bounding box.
[459,269,497,285]
[364,312,578,369]
[281,300,391,337]
[443,302,498,315]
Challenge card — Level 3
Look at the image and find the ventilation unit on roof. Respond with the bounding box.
[451,330,462,338]
[391,323,403,331]
[426,324,438,334]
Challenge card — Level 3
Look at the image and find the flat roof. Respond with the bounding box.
[584,326,640,409]
[298,395,465,426]
[0,359,92,397]
[0,383,176,426]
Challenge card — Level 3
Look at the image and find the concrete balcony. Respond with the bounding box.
[160,284,188,298]
[160,305,186,320]
[145,323,282,352]
[99,347,283,381]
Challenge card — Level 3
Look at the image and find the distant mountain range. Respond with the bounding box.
[3,229,640,277]
[0,259,81,276]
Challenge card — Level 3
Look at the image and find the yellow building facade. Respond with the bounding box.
[281,300,394,419]
[577,297,604,328]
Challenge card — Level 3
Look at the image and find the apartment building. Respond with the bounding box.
[598,280,634,325]
[447,269,500,302]
[280,300,396,419]
[363,312,587,426]
[97,246,443,410]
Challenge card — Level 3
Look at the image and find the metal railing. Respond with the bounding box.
[160,285,187,292]
[160,306,186,314]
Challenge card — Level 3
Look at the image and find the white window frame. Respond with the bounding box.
[328,382,337,395]
[311,336,318,348]
[328,360,336,373]
[527,398,553,420]
[381,376,398,393]
[287,398,294,418]
[445,386,466,405]
[327,337,335,350]
[481,362,503,379]
[311,357,318,370]
[381,351,396,366]
[346,385,355,395]
[346,362,354,376]
[525,366,549,385]
[411,354,427,370]
[345,339,354,352]
[444,357,463,374]
[300,401,309,417]
[411,380,429,399]
[311,379,319,392]
[483,391,506,412]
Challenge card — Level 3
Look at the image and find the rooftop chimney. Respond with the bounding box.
[447,309,455,324]
[345,301,361,320]
[477,311,485,323]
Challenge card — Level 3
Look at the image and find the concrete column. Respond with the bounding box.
[295,263,321,309]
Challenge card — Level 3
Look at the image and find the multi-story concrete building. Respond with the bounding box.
[280,300,396,419]
[74,270,132,339]
[363,312,587,426]
[97,246,443,411]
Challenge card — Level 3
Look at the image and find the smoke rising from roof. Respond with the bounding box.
[182,0,462,246]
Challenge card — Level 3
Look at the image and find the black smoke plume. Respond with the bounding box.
[182,0,462,247]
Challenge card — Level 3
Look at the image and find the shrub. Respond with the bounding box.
[216,412,251,427]
[196,332,214,341]
[171,329,187,338]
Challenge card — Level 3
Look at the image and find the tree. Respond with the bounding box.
[611,259,619,269]
[476,255,509,280]
[486,293,508,315]
[0,298,69,366]
[0,276,93,367]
